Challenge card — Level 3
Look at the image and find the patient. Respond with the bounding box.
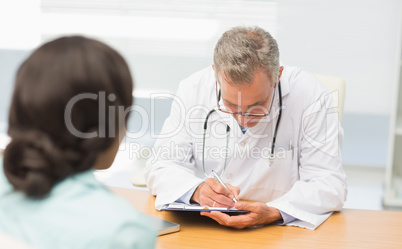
[0,36,156,248]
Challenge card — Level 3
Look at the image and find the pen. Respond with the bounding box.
[211,170,237,203]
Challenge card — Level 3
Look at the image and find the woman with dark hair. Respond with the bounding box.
[0,36,156,248]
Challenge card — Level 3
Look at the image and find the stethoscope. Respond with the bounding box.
[202,82,283,177]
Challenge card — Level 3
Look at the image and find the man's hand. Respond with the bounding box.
[200,202,282,229]
[191,178,240,208]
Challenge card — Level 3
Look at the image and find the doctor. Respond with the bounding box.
[144,26,347,230]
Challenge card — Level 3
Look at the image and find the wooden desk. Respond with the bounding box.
[111,187,402,249]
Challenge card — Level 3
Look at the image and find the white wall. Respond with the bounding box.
[1,0,400,116]
[276,0,401,116]
[0,0,401,166]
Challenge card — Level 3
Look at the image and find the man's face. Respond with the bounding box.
[217,68,282,128]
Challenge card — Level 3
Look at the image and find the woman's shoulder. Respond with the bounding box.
[39,171,156,248]
[51,170,147,220]
[59,173,156,248]
[1,168,155,246]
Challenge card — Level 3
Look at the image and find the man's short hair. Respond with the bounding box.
[214,26,280,86]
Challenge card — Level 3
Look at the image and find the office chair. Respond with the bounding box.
[313,74,346,123]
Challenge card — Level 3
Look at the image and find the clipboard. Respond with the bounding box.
[162,202,249,213]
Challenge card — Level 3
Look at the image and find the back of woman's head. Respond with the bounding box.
[3,36,133,198]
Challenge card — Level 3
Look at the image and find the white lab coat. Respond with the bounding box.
[144,65,347,230]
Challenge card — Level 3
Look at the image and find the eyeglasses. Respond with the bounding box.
[215,81,276,117]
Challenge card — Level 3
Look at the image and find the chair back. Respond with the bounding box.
[314,74,346,123]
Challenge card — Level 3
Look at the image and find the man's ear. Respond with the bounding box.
[278,66,284,79]
[274,66,284,88]
[212,64,215,71]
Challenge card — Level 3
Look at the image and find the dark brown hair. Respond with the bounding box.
[3,36,133,198]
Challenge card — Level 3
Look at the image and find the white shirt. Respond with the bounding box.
[144,65,347,230]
